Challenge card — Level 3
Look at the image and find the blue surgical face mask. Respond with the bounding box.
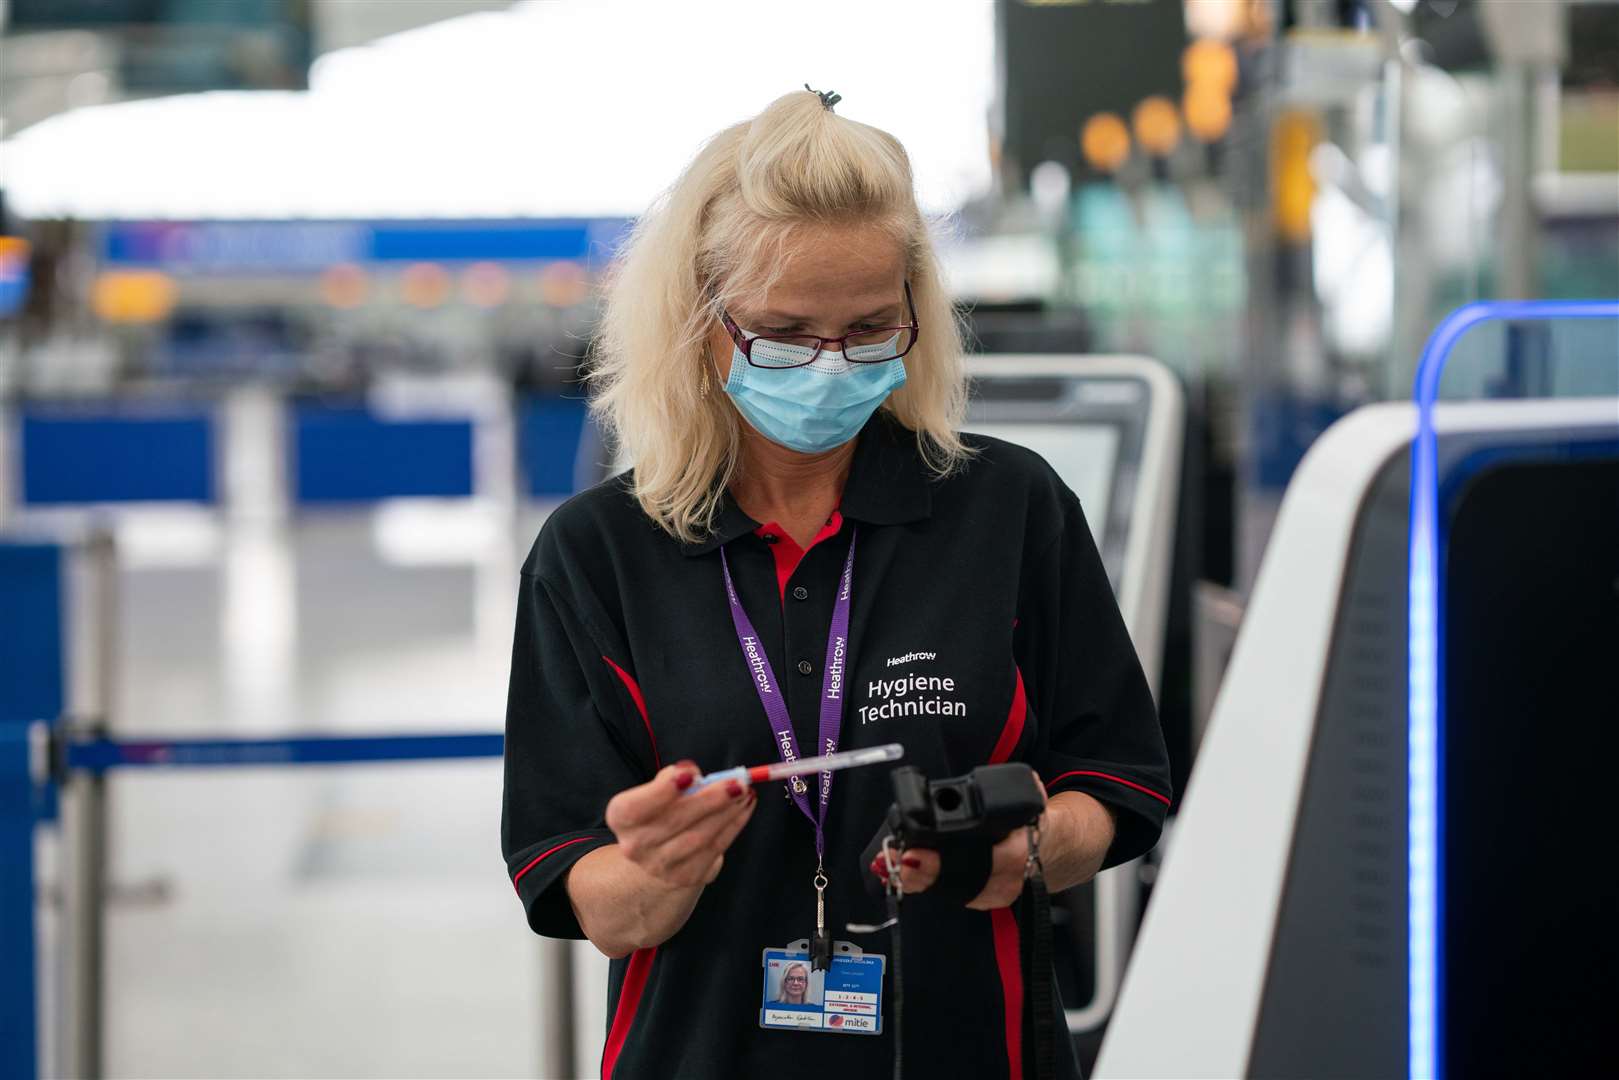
[723,333,907,454]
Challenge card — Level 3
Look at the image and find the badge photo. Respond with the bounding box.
[760,943,884,1035]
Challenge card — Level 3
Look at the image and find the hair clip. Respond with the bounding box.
[804,83,841,111]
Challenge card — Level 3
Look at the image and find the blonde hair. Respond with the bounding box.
[588,90,970,543]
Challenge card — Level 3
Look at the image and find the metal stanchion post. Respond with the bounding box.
[59,531,116,1080]
[539,937,576,1078]
[61,762,107,1080]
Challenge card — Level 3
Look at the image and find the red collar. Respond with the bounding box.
[753,510,846,603]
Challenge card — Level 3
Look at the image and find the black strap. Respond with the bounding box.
[1020,830,1055,1080]
[874,822,1053,1080]
[888,886,903,1080]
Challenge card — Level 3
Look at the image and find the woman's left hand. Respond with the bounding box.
[871,785,1052,911]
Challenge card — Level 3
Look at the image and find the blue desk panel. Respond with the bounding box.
[517,396,590,497]
[20,407,215,505]
[291,404,476,505]
[0,541,63,725]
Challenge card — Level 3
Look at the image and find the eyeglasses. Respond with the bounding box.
[720,282,920,370]
[783,975,808,983]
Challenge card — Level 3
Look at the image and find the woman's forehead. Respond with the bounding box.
[751,268,904,323]
[736,224,905,316]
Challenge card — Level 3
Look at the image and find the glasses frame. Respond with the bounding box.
[719,281,920,370]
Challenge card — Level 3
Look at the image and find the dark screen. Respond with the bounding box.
[1442,452,1619,1076]
[997,0,1185,185]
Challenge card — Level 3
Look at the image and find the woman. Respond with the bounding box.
[501,89,1170,1079]
[773,961,813,1007]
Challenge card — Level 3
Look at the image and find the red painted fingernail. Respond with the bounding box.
[673,772,695,791]
[727,780,744,798]
[901,856,922,869]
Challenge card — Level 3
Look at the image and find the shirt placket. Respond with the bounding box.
[774,534,842,771]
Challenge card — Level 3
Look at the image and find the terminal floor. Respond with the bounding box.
[62,507,610,1078]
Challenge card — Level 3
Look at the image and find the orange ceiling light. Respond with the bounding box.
[400,262,452,309]
[1182,38,1239,94]
[537,260,591,308]
[462,261,512,308]
[1080,112,1132,173]
[320,263,369,309]
[1132,96,1183,157]
[1184,84,1235,144]
[91,270,177,324]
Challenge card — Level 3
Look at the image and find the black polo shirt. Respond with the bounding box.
[501,411,1171,1080]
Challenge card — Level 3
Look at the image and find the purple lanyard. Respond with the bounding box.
[719,528,856,865]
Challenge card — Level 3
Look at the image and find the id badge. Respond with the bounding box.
[760,940,885,1035]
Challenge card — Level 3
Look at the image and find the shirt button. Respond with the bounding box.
[796,659,814,676]
[792,585,809,601]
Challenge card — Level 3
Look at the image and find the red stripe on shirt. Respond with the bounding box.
[753,510,845,602]
[601,656,660,769]
[510,836,595,891]
[601,947,656,1079]
[1045,769,1171,807]
[987,664,1027,765]
[991,908,1023,1080]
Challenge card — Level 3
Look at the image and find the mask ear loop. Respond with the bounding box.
[703,340,728,399]
[702,285,731,400]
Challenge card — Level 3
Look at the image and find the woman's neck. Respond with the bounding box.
[730,430,856,548]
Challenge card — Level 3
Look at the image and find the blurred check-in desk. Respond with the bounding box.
[0,383,584,1079]
[1098,391,1619,1079]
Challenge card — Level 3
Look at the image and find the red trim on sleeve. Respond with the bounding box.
[753,510,845,602]
[601,656,661,769]
[510,835,595,891]
[990,908,1023,1080]
[1045,769,1171,807]
[987,665,1027,765]
[601,947,657,1079]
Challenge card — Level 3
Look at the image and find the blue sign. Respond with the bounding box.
[98,219,633,274]
[0,238,30,318]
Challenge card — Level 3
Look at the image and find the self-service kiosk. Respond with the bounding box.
[963,355,1183,1043]
[1097,395,1619,1079]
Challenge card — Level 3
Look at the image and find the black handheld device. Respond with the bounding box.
[887,763,1045,847]
[860,763,1044,904]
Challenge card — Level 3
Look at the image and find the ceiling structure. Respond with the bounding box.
[0,0,995,220]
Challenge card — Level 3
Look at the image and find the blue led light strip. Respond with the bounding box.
[1407,299,1619,1080]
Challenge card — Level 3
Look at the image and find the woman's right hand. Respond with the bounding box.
[604,760,758,888]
